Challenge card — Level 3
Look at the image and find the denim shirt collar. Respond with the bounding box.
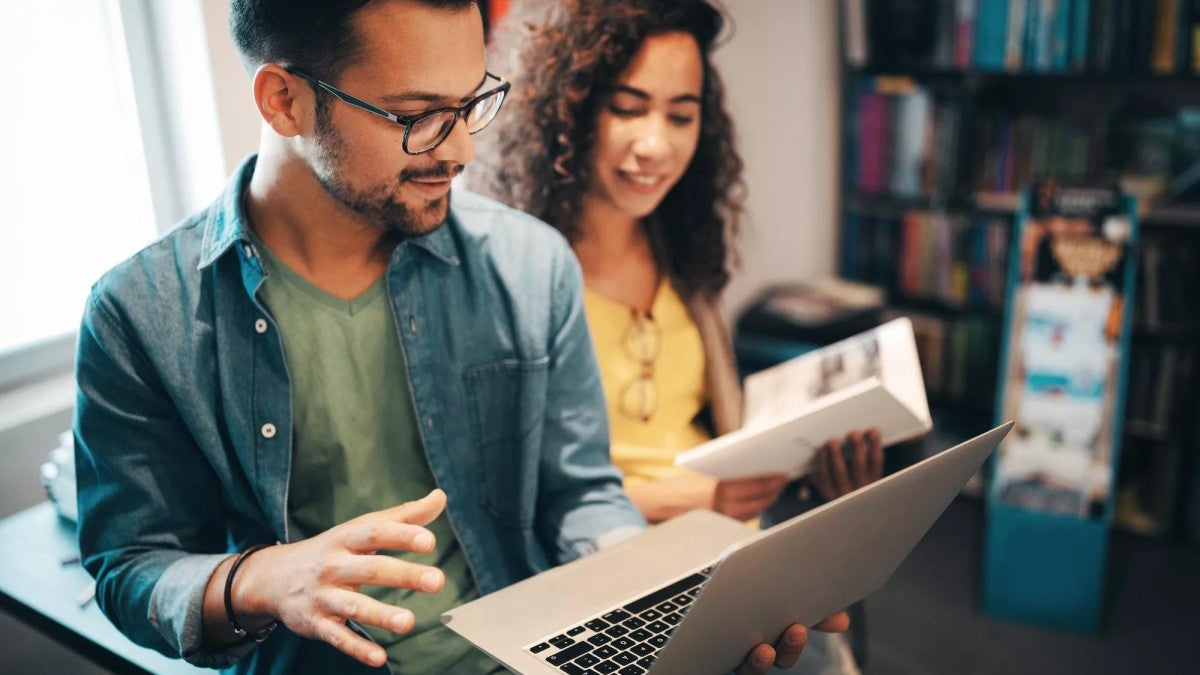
[198,154,462,271]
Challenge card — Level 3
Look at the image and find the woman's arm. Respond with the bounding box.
[624,469,790,523]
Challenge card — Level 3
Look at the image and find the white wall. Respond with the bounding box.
[199,0,261,173]
[715,0,842,320]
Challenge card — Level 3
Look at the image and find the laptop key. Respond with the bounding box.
[648,635,668,649]
[604,625,629,638]
[546,642,593,665]
[646,620,670,633]
[629,629,652,642]
[576,653,601,668]
[673,594,692,605]
[655,601,677,613]
[639,609,662,621]
[595,645,618,659]
[602,609,631,623]
[623,573,706,614]
[637,656,656,669]
[622,617,645,629]
[587,634,612,646]
[613,652,637,665]
[612,637,636,651]
[550,636,576,649]
[585,619,610,632]
[531,642,551,654]
[594,662,619,674]
[617,665,646,675]
[631,643,654,657]
[567,625,587,636]
[663,612,683,625]
[559,664,585,675]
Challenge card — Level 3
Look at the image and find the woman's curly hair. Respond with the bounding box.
[473,0,746,300]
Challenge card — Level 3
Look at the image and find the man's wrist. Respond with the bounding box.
[228,545,278,636]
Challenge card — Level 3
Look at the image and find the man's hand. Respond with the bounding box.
[736,612,851,674]
[205,489,449,667]
[809,428,883,501]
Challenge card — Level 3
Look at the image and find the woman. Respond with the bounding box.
[476,2,883,671]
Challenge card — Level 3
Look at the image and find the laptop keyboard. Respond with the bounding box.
[525,564,716,674]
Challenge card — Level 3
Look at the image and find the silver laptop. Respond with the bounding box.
[443,422,1012,675]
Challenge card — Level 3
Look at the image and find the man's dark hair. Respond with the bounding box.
[230,0,480,82]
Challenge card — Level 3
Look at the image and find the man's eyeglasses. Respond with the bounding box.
[284,67,510,155]
[618,310,660,423]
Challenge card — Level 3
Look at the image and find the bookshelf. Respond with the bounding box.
[838,0,1200,542]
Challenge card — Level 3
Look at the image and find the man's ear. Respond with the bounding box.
[253,64,307,137]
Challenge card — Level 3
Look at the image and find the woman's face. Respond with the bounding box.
[587,31,704,221]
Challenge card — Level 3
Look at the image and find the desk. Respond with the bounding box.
[0,502,203,675]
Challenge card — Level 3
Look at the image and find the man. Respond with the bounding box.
[74,1,846,673]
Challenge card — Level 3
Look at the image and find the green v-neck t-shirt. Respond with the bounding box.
[255,240,504,674]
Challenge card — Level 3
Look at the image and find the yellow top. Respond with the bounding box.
[584,279,711,485]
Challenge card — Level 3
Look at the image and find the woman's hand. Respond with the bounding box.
[809,428,884,501]
[712,473,791,521]
[625,470,789,523]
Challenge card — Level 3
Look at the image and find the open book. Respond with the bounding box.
[676,317,931,479]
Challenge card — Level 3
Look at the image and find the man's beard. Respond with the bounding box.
[311,108,461,236]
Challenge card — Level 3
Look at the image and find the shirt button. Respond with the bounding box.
[255,318,268,334]
[409,318,417,334]
[425,417,433,430]
[261,423,277,439]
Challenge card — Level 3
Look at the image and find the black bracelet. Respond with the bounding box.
[223,543,277,643]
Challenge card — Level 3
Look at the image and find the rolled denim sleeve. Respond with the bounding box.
[533,250,646,563]
[74,289,252,667]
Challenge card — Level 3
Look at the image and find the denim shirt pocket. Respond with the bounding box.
[462,356,550,528]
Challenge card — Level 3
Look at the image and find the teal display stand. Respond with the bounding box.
[982,186,1140,632]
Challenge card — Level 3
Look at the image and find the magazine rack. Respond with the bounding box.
[982,183,1140,632]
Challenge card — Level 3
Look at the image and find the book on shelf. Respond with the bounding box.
[1116,344,1195,536]
[847,78,962,199]
[852,0,1200,74]
[1134,236,1200,330]
[844,209,1011,312]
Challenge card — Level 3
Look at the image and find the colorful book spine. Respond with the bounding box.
[957,0,979,68]
[1070,0,1092,71]
[1006,0,1029,69]
[975,0,1012,69]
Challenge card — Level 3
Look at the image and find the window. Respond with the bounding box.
[0,0,229,382]
[0,1,159,356]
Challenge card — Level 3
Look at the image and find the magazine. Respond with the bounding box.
[676,318,932,479]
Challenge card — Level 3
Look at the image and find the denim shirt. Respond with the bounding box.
[73,156,645,674]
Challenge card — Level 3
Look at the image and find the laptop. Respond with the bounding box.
[443,422,1012,675]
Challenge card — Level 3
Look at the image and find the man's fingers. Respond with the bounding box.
[812,610,851,633]
[379,488,447,527]
[334,555,445,594]
[773,623,808,669]
[318,589,415,635]
[342,521,436,555]
[736,642,777,675]
[314,616,388,668]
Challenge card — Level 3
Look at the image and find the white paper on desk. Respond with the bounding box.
[677,318,931,479]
